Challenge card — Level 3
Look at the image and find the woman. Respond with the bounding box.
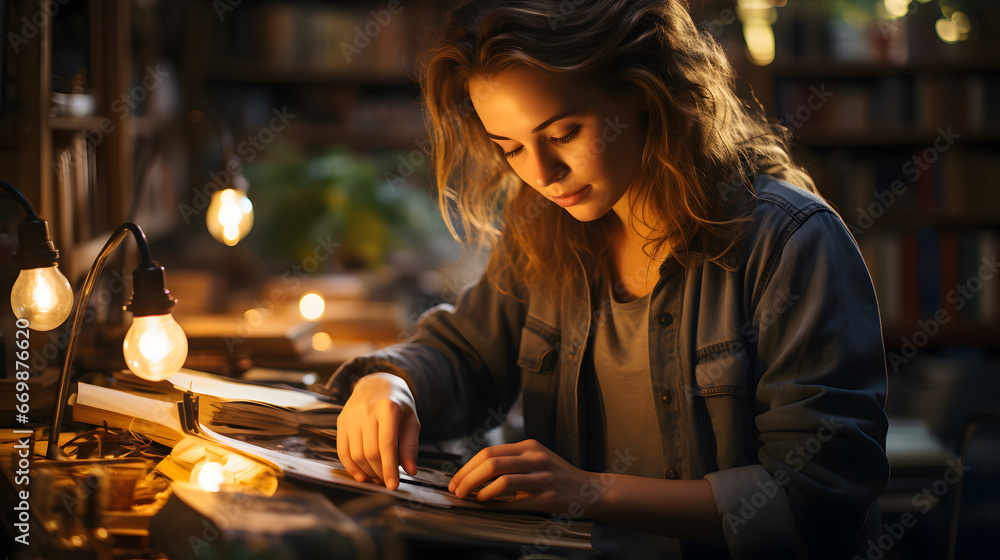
[322,0,889,557]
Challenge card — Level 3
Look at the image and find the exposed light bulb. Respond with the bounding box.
[123,314,188,381]
[206,189,254,246]
[191,461,226,492]
[299,292,325,321]
[10,266,74,331]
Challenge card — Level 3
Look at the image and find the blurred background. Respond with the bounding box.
[0,0,997,558]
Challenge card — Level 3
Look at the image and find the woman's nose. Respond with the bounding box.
[532,149,569,188]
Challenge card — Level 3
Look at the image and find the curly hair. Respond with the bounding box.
[419,0,818,302]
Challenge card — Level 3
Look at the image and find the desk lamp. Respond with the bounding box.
[2,180,73,331]
[46,222,188,460]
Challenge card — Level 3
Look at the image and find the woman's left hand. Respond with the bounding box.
[448,439,595,513]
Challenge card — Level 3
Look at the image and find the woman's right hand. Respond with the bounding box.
[336,372,420,490]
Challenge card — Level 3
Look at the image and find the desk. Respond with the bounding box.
[0,432,598,560]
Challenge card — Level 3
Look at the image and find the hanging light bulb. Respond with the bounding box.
[123,314,188,381]
[206,186,254,247]
[10,266,74,331]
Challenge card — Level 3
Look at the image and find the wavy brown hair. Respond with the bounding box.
[419,0,817,302]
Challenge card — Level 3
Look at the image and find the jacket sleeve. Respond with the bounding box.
[704,208,890,559]
[318,251,528,440]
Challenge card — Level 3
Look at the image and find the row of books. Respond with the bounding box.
[809,145,1000,222]
[775,73,1000,132]
[858,228,1000,328]
[212,2,442,74]
[771,1,998,65]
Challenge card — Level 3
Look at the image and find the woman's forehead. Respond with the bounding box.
[469,71,602,131]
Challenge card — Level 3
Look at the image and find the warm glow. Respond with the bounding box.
[883,0,910,19]
[10,266,74,331]
[936,9,971,43]
[743,22,776,65]
[312,332,332,351]
[123,314,188,381]
[138,328,170,362]
[191,461,225,492]
[738,0,777,66]
[299,293,325,321]
[206,189,254,246]
[243,308,263,325]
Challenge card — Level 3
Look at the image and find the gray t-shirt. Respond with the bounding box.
[588,278,666,479]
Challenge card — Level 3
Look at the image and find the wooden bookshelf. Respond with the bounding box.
[184,0,447,154]
[701,0,1000,350]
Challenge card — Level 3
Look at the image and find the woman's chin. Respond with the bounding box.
[563,205,605,223]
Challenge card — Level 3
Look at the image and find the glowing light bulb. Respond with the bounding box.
[312,332,332,351]
[299,293,325,321]
[10,266,74,331]
[191,461,225,492]
[206,189,254,246]
[123,314,188,381]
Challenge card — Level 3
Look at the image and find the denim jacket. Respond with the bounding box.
[322,175,890,559]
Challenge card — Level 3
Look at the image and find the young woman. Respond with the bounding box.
[323,1,889,557]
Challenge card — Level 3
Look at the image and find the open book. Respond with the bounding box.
[70,370,594,551]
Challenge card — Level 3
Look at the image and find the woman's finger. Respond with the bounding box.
[362,418,385,485]
[399,411,420,476]
[453,456,536,499]
[376,404,403,490]
[474,473,542,502]
[349,424,380,482]
[336,419,366,482]
[449,442,527,493]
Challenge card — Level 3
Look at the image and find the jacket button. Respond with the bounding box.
[656,312,673,327]
[660,391,673,405]
[665,469,679,480]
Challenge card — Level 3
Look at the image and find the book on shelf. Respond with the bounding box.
[860,229,1000,334]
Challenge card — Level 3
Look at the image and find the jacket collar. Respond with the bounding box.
[658,229,750,275]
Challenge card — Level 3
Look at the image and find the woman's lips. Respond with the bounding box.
[551,185,591,208]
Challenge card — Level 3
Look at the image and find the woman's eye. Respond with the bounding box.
[501,125,580,159]
[503,146,524,159]
[551,125,581,145]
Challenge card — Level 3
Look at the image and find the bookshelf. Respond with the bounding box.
[731,1,1000,350]
[182,0,450,152]
[1,0,178,282]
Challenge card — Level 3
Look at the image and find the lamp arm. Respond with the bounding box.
[46,222,156,460]
[1,179,39,216]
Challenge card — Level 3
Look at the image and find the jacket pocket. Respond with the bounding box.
[694,340,752,397]
[516,316,560,374]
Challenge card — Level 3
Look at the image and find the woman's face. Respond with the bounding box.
[470,70,648,223]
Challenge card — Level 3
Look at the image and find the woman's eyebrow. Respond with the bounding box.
[485,110,580,140]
